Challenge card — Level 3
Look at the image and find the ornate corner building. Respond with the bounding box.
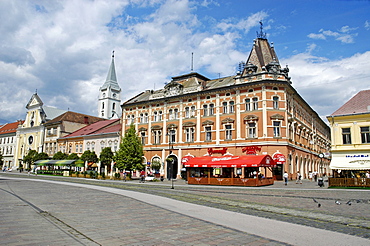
[122,36,331,180]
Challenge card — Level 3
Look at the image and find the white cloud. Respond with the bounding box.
[364,20,370,30]
[282,50,370,120]
[308,26,358,44]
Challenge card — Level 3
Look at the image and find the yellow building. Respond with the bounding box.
[327,89,370,177]
[15,93,66,169]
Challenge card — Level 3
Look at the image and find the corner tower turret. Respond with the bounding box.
[98,51,122,119]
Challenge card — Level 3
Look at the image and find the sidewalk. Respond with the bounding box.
[1,174,369,246]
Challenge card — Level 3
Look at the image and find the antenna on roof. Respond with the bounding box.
[256,21,267,39]
[35,89,38,94]
[191,52,194,72]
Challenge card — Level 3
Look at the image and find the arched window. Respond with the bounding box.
[102,102,105,109]
[245,99,251,111]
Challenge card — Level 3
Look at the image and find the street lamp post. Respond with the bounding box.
[167,132,174,189]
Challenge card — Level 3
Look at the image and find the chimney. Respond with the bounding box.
[84,116,89,124]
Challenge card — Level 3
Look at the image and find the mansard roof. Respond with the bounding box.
[244,38,280,74]
[330,89,370,116]
[100,54,121,92]
[122,37,290,106]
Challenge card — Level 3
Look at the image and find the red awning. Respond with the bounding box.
[184,155,276,168]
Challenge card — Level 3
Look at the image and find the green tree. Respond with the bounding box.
[53,151,68,160]
[67,153,79,160]
[114,124,144,172]
[23,150,38,169]
[100,147,113,166]
[81,150,98,163]
[34,152,49,161]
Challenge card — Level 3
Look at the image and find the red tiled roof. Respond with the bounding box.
[331,89,370,116]
[0,121,24,135]
[62,119,120,138]
[93,123,121,134]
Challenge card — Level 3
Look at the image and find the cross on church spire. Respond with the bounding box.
[112,50,114,58]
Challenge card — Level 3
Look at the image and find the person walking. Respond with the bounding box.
[283,171,289,186]
[296,171,302,184]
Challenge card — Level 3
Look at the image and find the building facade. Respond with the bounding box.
[44,111,104,157]
[327,89,370,176]
[14,93,67,169]
[98,52,122,119]
[57,118,121,175]
[121,37,331,180]
[0,121,23,170]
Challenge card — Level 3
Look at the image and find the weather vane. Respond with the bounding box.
[257,21,267,39]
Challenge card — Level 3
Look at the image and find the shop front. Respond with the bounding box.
[184,155,276,186]
[329,155,370,187]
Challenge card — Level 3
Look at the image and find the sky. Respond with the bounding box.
[1,0,369,125]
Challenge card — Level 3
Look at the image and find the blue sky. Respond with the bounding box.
[0,0,369,124]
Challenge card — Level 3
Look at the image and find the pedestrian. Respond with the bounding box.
[366,171,370,179]
[309,171,313,181]
[140,170,145,183]
[283,171,289,186]
[296,172,302,184]
[123,172,127,182]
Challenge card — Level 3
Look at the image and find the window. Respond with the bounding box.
[361,127,370,143]
[144,113,148,123]
[79,144,82,153]
[191,106,196,117]
[101,141,105,150]
[205,126,212,141]
[223,102,228,114]
[247,122,256,138]
[273,121,281,137]
[185,107,190,118]
[75,145,78,152]
[342,128,351,144]
[185,127,195,142]
[245,99,251,111]
[225,125,232,140]
[102,102,104,109]
[153,111,158,122]
[158,111,163,121]
[114,140,118,152]
[139,113,144,123]
[229,101,234,113]
[252,98,258,110]
[174,109,179,119]
[273,96,279,109]
[130,115,135,124]
[153,130,162,144]
[169,109,173,120]
[91,142,95,151]
[209,104,214,115]
[112,103,116,110]
[168,129,176,143]
[203,105,208,116]
[141,132,146,145]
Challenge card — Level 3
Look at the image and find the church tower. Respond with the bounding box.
[98,52,122,119]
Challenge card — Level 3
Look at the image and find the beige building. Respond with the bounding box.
[327,89,370,177]
[121,35,331,180]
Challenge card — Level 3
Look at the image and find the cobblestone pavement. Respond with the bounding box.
[1,172,369,245]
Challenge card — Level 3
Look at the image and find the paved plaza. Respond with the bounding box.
[0,172,369,246]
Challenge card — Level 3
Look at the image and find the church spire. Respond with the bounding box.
[101,51,120,91]
[98,52,122,119]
